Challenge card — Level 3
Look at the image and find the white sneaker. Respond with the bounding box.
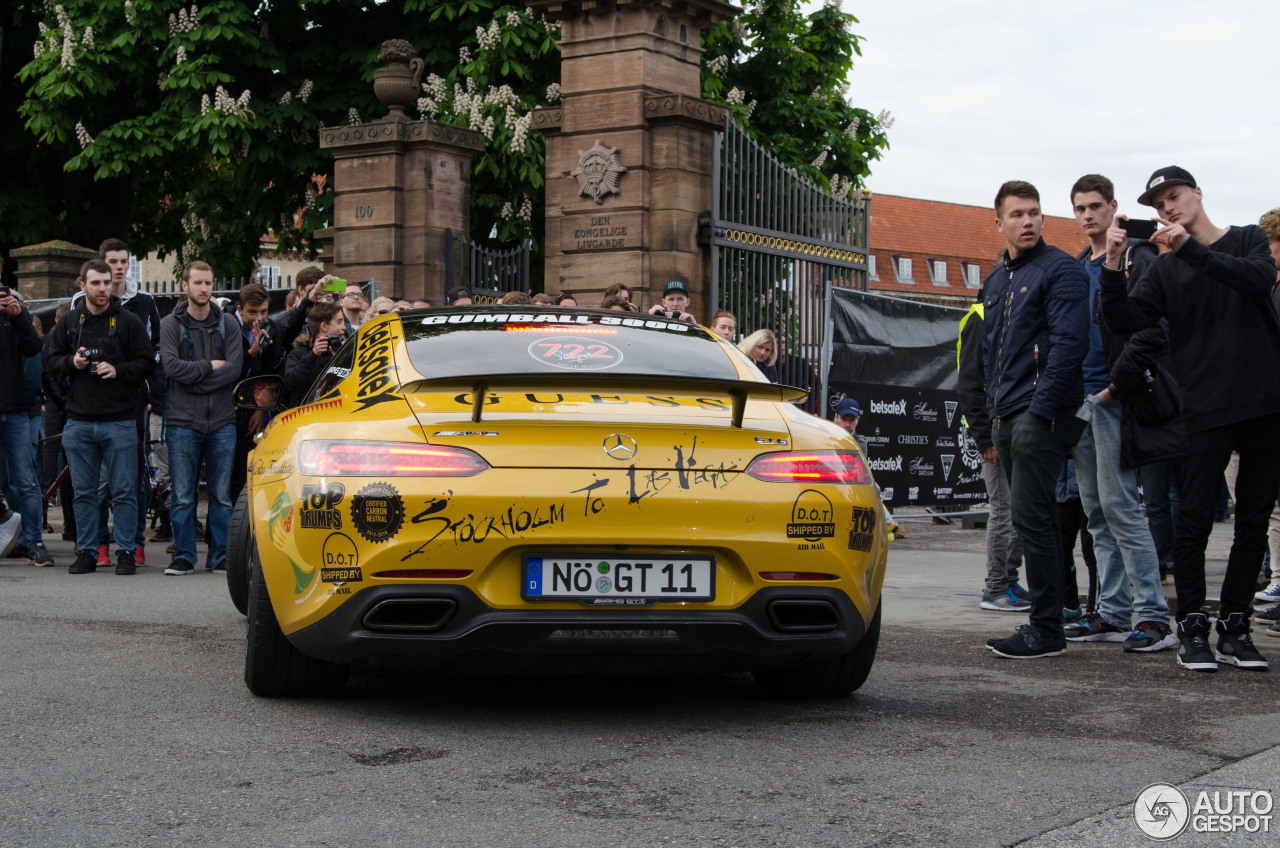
[1255,583,1280,603]
[0,511,22,559]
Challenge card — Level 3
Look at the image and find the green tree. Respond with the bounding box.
[702,0,891,197]
[8,0,558,281]
[5,0,886,286]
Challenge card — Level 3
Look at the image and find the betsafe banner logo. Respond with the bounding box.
[1134,783,1273,840]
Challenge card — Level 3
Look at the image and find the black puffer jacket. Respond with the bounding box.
[981,238,1090,423]
[0,303,42,414]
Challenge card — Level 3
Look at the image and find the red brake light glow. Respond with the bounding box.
[745,451,871,484]
[296,441,489,477]
[374,569,472,579]
[760,572,837,581]
[504,324,618,334]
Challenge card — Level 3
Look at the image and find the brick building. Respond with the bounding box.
[866,193,1089,307]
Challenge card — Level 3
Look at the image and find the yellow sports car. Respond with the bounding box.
[230,306,887,697]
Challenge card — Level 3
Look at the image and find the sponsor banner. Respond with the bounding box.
[826,290,985,507]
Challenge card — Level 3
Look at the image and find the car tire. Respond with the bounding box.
[227,489,251,615]
[245,552,349,697]
[753,602,881,698]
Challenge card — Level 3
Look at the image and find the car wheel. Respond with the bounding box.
[245,551,349,697]
[227,489,251,615]
[753,602,881,698]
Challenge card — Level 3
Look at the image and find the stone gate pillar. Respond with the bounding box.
[320,117,483,303]
[529,0,736,316]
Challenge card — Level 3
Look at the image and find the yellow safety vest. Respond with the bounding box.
[956,302,984,428]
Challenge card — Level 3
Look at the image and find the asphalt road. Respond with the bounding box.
[2,525,1278,848]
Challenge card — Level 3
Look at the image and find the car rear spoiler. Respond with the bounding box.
[399,374,809,428]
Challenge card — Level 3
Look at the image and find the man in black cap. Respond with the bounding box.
[647,281,696,322]
[1100,165,1280,672]
[446,286,473,306]
[832,397,866,451]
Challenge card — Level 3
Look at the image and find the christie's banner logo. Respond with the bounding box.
[913,401,938,422]
[868,456,904,473]
[897,435,930,445]
[870,399,907,415]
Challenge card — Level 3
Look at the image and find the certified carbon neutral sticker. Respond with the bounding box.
[527,336,623,371]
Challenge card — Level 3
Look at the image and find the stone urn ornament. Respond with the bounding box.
[372,39,425,119]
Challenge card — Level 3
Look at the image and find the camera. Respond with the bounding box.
[665,310,682,320]
[82,347,107,375]
[325,334,343,351]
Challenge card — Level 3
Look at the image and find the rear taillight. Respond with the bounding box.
[296,441,489,477]
[745,451,871,484]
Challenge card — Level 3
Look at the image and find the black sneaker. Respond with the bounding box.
[208,560,227,575]
[165,558,194,576]
[1255,605,1280,624]
[1215,612,1269,670]
[1176,613,1217,672]
[8,542,33,561]
[989,624,1066,659]
[150,525,173,542]
[68,550,97,574]
[1064,612,1130,642]
[1123,621,1178,653]
[1268,622,1280,639]
[30,542,54,568]
[115,550,137,576]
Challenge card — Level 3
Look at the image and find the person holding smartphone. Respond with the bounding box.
[1099,166,1280,672]
[1063,174,1181,653]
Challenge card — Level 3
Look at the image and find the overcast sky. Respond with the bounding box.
[831,0,1278,226]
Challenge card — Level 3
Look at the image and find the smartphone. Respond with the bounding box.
[323,278,349,292]
[0,286,10,297]
[1120,218,1158,240]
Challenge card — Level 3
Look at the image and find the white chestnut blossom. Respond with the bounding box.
[726,87,744,105]
[297,79,313,103]
[348,107,361,126]
[74,121,93,148]
[545,82,561,103]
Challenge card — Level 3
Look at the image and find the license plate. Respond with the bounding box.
[522,556,715,604]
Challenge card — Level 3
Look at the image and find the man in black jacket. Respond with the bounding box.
[45,259,155,575]
[982,180,1090,659]
[1100,166,1280,672]
[0,287,51,566]
[1064,174,1182,653]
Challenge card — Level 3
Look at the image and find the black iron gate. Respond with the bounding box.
[444,229,532,294]
[709,115,870,412]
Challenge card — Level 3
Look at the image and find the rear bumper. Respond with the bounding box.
[287,585,870,674]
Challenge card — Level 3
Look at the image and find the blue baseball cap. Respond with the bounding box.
[835,398,862,418]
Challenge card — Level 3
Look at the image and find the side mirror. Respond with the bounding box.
[235,375,282,411]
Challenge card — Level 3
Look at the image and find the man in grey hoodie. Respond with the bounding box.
[158,261,243,575]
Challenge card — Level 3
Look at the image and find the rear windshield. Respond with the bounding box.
[400,308,742,381]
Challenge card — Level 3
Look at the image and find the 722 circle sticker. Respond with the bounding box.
[527,336,623,371]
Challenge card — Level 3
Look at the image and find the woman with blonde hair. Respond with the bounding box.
[367,296,397,317]
[737,329,778,382]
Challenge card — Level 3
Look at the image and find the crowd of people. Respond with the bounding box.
[0,248,809,579]
[959,167,1280,673]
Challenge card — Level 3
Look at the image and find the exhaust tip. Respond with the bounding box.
[767,599,840,632]
[363,598,457,632]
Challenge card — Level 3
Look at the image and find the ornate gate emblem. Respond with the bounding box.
[571,140,627,204]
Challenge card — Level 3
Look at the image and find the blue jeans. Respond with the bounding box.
[0,412,43,546]
[168,424,235,568]
[63,418,137,554]
[1072,400,1170,627]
